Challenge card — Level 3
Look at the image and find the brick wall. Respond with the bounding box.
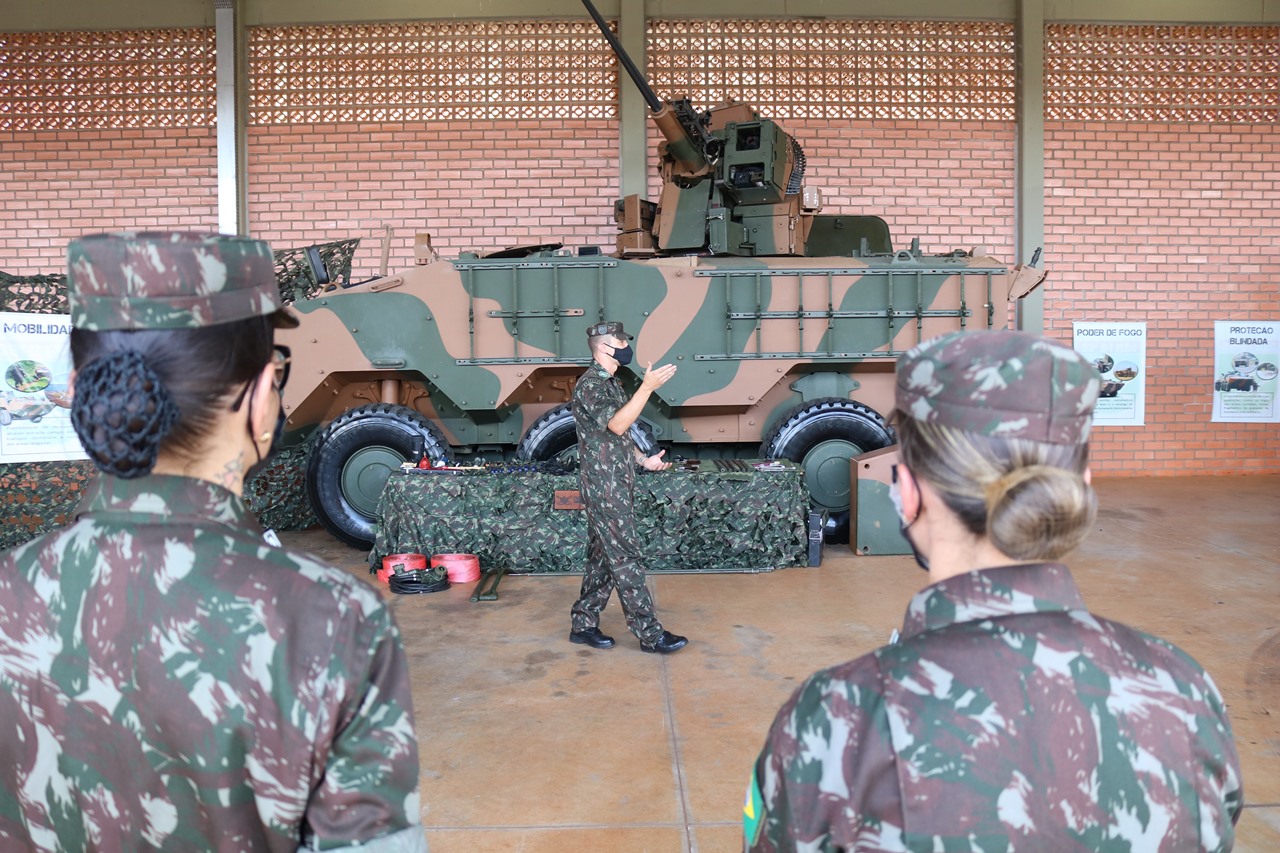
[1045,122,1280,475]
[247,120,622,273]
[795,119,1017,261]
[0,128,219,276]
[2,20,1276,476]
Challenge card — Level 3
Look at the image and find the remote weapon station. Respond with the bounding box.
[277,0,1046,548]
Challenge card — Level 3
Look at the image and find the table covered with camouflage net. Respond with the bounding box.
[371,461,808,573]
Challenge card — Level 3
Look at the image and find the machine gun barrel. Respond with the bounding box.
[580,0,711,178]
[580,0,662,113]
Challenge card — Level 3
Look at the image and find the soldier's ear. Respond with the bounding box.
[247,359,278,437]
[897,464,923,524]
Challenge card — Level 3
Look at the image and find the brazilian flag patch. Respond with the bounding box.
[743,772,765,847]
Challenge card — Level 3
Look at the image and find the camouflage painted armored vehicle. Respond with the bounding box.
[277,0,1046,548]
[0,392,57,426]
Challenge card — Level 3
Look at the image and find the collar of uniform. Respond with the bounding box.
[901,562,1086,640]
[76,473,261,534]
[589,359,613,379]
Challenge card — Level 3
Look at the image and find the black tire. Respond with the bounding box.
[306,403,453,548]
[761,397,895,542]
[516,403,656,464]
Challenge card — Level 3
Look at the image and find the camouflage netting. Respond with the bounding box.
[0,246,349,550]
[273,238,360,304]
[243,440,318,532]
[0,271,69,314]
[0,460,96,551]
[371,465,808,574]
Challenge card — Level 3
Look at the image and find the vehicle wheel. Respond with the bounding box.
[760,397,895,543]
[306,403,453,548]
[516,403,656,465]
[0,410,11,426]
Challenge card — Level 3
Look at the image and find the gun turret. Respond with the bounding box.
[581,0,821,257]
[579,0,712,180]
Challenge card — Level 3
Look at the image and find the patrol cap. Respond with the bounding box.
[586,321,633,340]
[68,231,298,331]
[895,329,1101,444]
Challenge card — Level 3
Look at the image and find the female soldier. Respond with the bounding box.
[0,233,426,851]
[745,330,1242,852]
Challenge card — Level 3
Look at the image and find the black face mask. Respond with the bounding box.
[611,344,634,366]
[899,516,931,573]
[891,466,930,573]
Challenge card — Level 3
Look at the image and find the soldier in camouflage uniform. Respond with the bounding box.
[745,329,1242,852]
[0,233,426,851]
[568,321,688,654]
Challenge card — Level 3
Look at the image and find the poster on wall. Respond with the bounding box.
[0,312,86,463]
[1212,320,1279,424]
[1072,321,1146,426]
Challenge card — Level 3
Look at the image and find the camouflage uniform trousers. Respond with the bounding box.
[570,478,663,644]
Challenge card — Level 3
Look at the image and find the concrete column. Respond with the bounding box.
[1014,0,1046,333]
[617,0,648,197]
[215,0,248,234]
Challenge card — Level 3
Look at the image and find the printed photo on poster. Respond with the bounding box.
[0,311,86,463]
[1072,321,1146,426]
[1212,320,1279,424]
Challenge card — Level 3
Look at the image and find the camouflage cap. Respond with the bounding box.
[586,321,633,340]
[895,330,1101,444]
[68,232,298,331]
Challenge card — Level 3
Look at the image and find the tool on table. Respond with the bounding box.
[470,565,508,602]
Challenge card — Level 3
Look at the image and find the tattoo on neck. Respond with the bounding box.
[219,458,245,489]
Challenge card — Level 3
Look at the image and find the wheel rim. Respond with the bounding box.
[554,444,580,465]
[802,438,859,511]
[340,445,404,519]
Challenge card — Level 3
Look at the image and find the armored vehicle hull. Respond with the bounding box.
[278,245,1042,547]
[273,0,1045,549]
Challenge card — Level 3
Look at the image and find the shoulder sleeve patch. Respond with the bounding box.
[743,769,765,848]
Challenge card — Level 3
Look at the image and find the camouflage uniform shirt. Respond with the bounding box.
[0,474,426,852]
[573,361,635,502]
[745,563,1242,852]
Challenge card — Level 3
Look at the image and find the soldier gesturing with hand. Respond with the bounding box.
[615,360,676,471]
[568,321,688,654]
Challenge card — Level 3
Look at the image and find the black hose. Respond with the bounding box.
[389,568,451,595]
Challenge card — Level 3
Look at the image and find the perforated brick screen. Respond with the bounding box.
[647,19,1016,120]
[247,21,617,123]
[0,29,215,130]
[1046,24,1280,122]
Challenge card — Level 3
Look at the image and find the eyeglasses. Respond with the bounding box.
[230,344,292,412]
[271,344,291,392]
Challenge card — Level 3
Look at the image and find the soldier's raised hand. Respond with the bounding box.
[641,361,677,391]
[640,449,672,471]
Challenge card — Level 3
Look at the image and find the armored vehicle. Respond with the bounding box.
[0,392,57,426]
[1215,374,1259,393]
[278,0,1046,548]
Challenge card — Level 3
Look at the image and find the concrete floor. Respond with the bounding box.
[282,474,1280,852]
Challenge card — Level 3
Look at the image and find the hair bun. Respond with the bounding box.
[70,349,180,478]
[985,464,1096,560]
